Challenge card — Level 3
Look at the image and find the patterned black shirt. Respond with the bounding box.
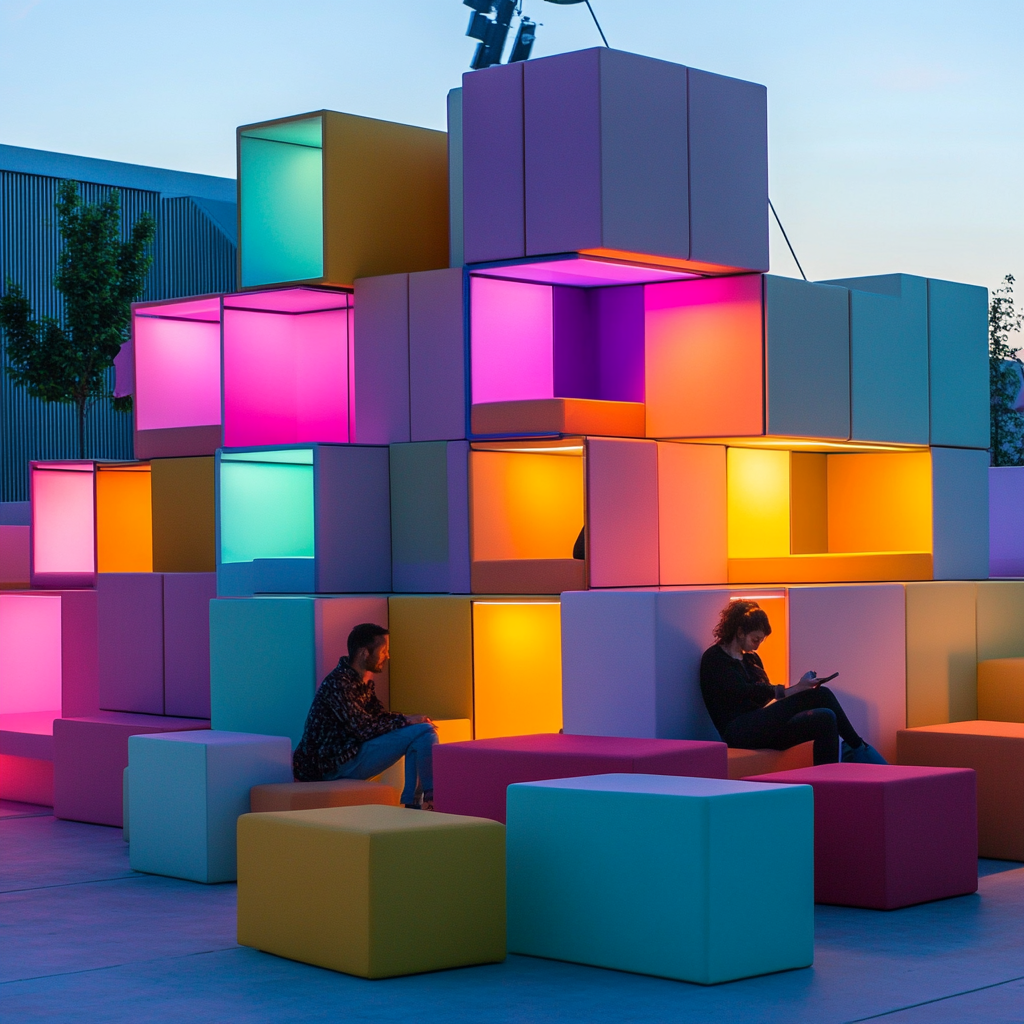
[292,657,407,782]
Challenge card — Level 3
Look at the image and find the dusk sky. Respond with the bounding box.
[1,0,1020,293]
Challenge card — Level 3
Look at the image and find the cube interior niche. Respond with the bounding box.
[469,440,585,594]
[239,116,324,289]
[218,449,314,594]
[239,110,448,290]
[469,271,647,436]
[216,444,391,595]
[725,446,934,583]
[222,287,353,448]
[132,295,223,459]
[0,593,62,715]
[31,462,152,587]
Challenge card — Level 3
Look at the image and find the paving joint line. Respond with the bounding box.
[843,973,1024,1022]
[0,873,148,895]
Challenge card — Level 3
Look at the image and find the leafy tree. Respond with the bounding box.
[0,181,156,459]
[990,274,1024,467]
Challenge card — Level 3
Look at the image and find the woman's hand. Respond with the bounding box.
[405,715,433,725]
[784,671,818,697]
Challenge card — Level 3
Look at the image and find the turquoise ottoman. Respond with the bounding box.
[507,774,813,984]
[128,730,292,883]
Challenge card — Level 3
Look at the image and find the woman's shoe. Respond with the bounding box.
[842,740,888,765]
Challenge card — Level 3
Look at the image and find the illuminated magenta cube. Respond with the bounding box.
[131,287,354,458]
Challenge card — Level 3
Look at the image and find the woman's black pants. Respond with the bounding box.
[721,687,865,765]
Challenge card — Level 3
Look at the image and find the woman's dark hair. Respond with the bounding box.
[713,600,772,645]
[347,623,389,659]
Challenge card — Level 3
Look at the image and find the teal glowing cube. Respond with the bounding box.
[507,773,814,984]
[216,444,391,595]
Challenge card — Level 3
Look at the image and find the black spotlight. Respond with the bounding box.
[464,0,518,70]
[508,17,536,63]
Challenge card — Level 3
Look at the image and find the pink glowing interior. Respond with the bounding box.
[134,314,222,431]
[471,255,699,288]
[222,299,351,447]
[32,466,95,575]
[0,594,63,714]
[470,276,554,405]
[135,296,222,320]
[223,287,351,314]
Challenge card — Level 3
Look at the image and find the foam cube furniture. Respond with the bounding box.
[238,110,448,290]
[151,457,215,572]
[645,274,850,442]
[977,581,1024,661]
[978,660,1024,723]
[353,269,466,444]
[31,461,152,587]
[0,589,98,721]
[237,805,505,977]
[469,436,658,592]
[462,49,768,273]
[0,752,53,805]
[390,441,470,592]
[387,595,563,739]
[216,444,390,595]
[746,763,977,909]
[129,730,292,882]
[507,774,813,984]
[0,524,29,588]
[97,573,216,718]
[897,721,1024,860]
[560,587,789,742]
[990,467,1024,577]
[250,779,399,812]
[724,446,989,584]
[54,713,210,827]
[726,742,814,780]
[434,733,727,823]
[211,595,388,746]
[905,582,978,727]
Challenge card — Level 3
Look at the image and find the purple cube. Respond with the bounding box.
[434,733,727,823]
[745,763,977,909]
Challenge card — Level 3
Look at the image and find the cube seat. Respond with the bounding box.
[898,721,1024,860]
[128,730,292,882]
[745,763,977,909]
[250,779,399,812]
[237,804,505,978]
[978,659,1024,722]
[727,742,814,780]
[507,774,813,984]
[433,733,727,823]
[54,713,209,827]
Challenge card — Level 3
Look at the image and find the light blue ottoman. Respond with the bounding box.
[128,730,292,883]
[507,773,813,984]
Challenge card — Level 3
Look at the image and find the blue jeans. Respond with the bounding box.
[327,723,438,805]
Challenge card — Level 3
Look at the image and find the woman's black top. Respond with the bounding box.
[699,644,785,737]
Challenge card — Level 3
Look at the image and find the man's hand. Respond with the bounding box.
[405,715,433,725]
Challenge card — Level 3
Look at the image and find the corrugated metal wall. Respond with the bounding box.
[0,171,236,500]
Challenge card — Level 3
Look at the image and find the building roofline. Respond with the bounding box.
[0,143,235,203]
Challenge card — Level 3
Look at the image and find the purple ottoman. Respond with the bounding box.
[434,733,727,823]
[745,763,977,909]
[54,712,210,826]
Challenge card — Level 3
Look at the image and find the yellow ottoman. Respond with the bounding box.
[978,658,1024,722]
[237,804,505,978]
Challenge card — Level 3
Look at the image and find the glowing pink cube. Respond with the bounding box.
[131,287,353,458]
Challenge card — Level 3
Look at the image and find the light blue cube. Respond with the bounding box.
[128,730,292,883]
[507,773,813,984]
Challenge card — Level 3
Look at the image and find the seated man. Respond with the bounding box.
[292,623,438,809]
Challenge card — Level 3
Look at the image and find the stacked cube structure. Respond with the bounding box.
[0,46,1008,860]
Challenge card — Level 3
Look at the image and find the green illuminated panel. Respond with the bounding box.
[220,458,314,563]
[240,116,324,287]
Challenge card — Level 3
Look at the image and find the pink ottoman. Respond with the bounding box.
[745,763,977,909]
[54,713,210,826]
[434,733,727,823]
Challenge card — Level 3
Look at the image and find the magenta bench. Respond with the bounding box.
[434,733,727,823]
[745,762,977,909]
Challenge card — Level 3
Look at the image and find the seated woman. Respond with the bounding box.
[699,600,886,765]
[292,622,438,809]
